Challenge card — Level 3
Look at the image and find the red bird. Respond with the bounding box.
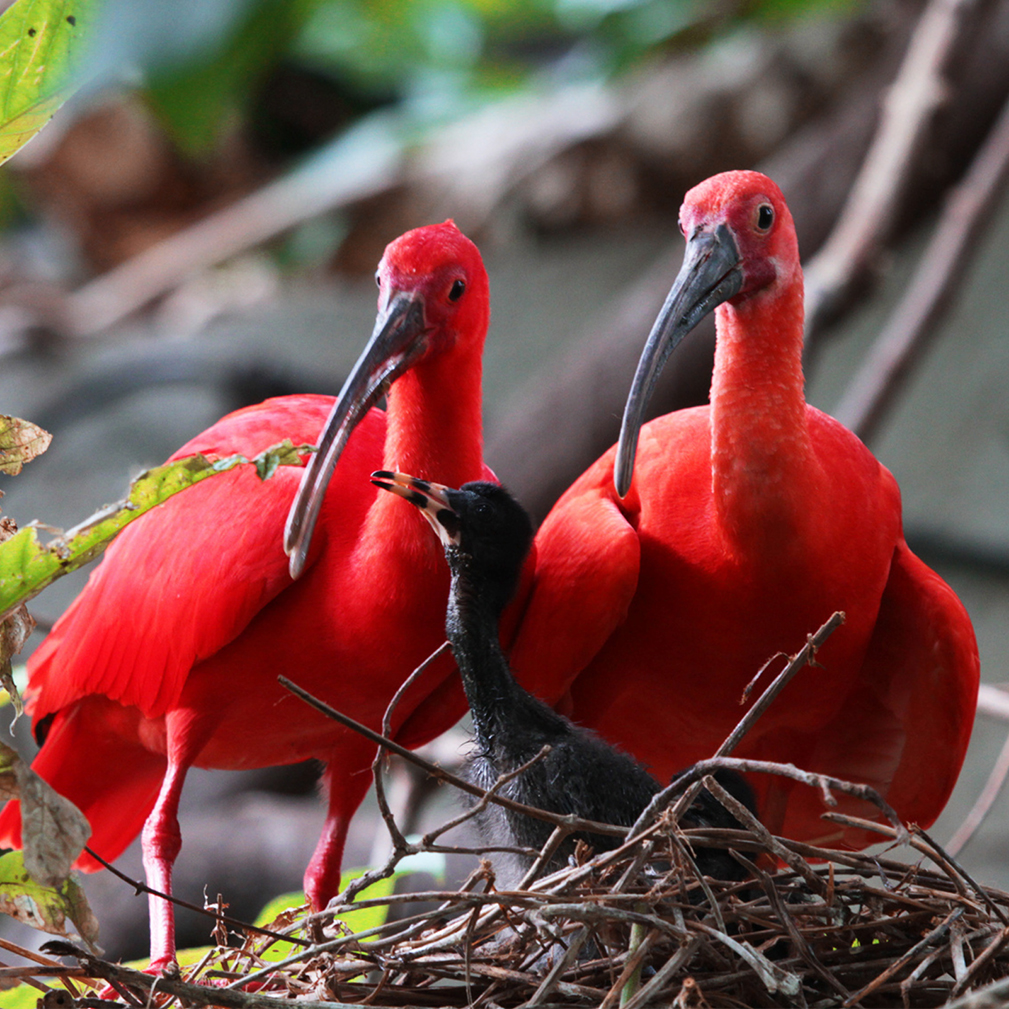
[0,221,492,970]
[505,171,979,848]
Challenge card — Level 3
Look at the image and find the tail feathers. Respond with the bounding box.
[0,699,165,871]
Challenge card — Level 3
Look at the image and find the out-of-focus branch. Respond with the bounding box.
[977,684,1009,720]
[945,727,1009,857]
[834,90,1009,441]
[803,0,995,341]
[64,120,403,336]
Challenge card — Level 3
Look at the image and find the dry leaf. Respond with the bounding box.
[0,415,52,475]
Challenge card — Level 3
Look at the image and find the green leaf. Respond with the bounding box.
[251,871,399,964]
[0,439,309,627]
[0,850,98,945]
[0,0,91,166]
[253,851,447,962]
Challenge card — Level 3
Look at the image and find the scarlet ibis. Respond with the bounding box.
[0,221,494,969]
[372,471,754,886]
[505,171,979,848]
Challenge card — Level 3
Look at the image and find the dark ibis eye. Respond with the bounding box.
[756,203,774,232]
[375,272,381,287]
[448,279,466,302]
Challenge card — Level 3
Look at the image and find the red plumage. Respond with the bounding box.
[507,171,979,848]
[0,222,492,969]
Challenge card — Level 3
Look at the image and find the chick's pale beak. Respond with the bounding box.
[371,470,461,548]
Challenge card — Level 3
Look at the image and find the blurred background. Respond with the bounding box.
[0,0,1008,963]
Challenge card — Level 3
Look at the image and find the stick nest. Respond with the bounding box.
[31,811,1009,1009]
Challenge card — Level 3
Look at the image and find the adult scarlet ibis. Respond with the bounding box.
[373,471,754,886]
[504,171,979,848]
[0,221,493,969]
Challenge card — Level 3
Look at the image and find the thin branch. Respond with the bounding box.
[715,611,845,760]
[946,726,1009,858]
[977,684,1009,720]
[803,0,992,338]
[64,121,403,336]
[700,773,827,897]
[81,846,311,948]
[915,826,1009,926]
[842,908,963,1007]
[627,611,845,833]
[835,88,1009,441]
[39,941,363,1009]
[371,640,452,861]
[278,675,631,839]
[949,924,1009,998]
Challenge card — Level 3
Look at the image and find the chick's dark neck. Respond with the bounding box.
[444,547,570,762]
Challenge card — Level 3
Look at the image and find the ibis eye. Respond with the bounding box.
[375,273,381,287]
[756,203,774,232]
[448,279,466,302]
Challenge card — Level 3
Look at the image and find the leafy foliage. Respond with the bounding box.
[0,439,312,630]
[0,0,89,166]
[97,0,858,153]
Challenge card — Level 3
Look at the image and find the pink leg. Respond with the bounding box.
[141,707,216,971]
[303,759,373,911]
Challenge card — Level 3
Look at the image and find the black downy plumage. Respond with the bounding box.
[372,473,755,888]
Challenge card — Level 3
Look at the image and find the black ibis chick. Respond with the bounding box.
[372,472,753,888]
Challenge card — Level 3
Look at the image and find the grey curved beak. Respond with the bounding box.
[614,223,743,498]
[284,292,428,578]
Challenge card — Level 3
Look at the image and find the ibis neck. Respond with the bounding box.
[385,342,484,486]
[709,277,813,556]
[368,339,485,550]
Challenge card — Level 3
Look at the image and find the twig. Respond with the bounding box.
[692,920,802,998]
[39,941,364,1009]
[629,753,901,843]
[949,924,1009,998]
[734,850,855,1004]
[945,972,1009,1009]
[525,926,589,1006]
[619,937,702,1009]
[835,88,1009,441]
[701,773,826,896]
[803,0,992,338]
[81,846,311,947]
[370,641,452,865]
[915,826,1009,926]
[842,907,964,1007]
[666,611,844,825]
[279,675,634,839]
[715,611,845,760]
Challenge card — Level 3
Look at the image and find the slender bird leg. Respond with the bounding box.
[142,707,215,972]
[303,753,374,913]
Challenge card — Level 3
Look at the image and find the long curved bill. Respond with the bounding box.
[285,293,429,578]
[613,222,744,498]
[370,470,461,548]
